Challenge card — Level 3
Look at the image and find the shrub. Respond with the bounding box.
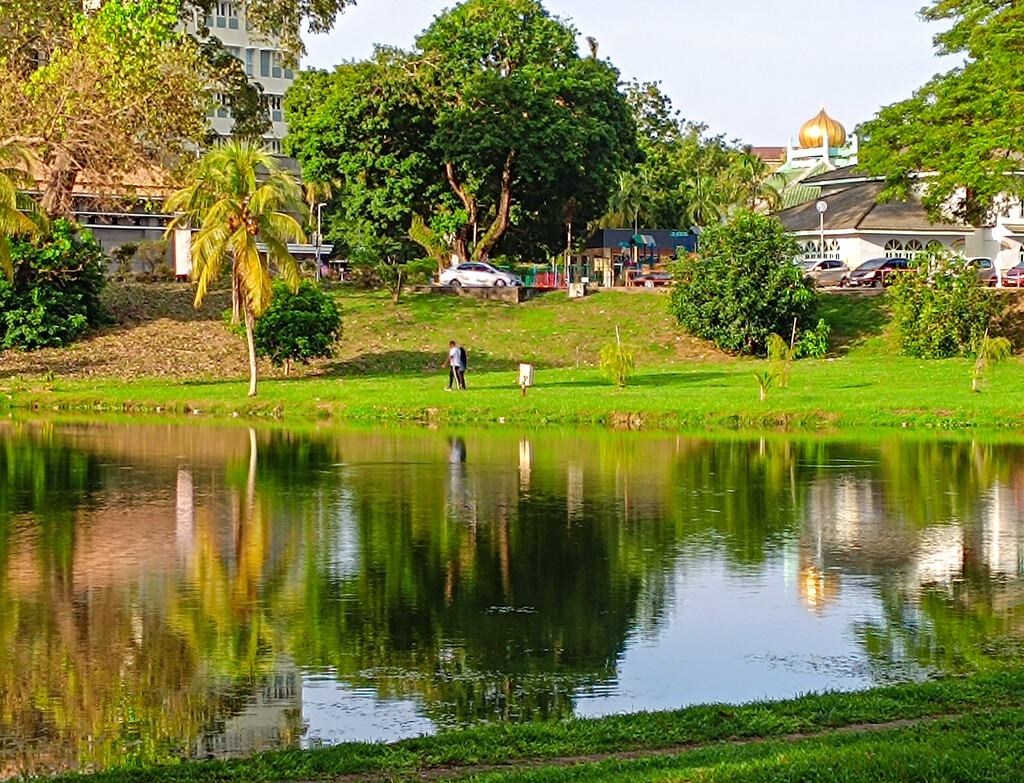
[599,328,635,388]
[252,281,342,374]
[795,318,831,358]
[668,211,817,355]
[888,251,1002,358]
[0,220,107,350]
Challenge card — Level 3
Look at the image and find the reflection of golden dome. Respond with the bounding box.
[799,105,847,149]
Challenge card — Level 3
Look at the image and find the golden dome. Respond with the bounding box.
[798,106,847,149]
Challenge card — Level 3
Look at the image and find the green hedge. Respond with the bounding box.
[0,220,108,350]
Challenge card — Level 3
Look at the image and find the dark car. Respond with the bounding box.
[630,271,673,287]
[847,257,912,288]
[1000,262,1024,287]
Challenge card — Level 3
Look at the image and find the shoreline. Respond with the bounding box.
[47,669,1024,783]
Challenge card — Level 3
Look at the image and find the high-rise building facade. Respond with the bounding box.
[185,2,294,152]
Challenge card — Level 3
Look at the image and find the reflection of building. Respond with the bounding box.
[194,659,305,757]
[797,471,1024,605]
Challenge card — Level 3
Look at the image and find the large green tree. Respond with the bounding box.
[285,0,639,265]
[165,141,305,397]
[857,0,1024,224]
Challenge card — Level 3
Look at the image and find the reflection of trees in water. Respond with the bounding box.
[5,426,1024,774]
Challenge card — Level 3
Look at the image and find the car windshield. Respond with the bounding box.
[855,258,886,272]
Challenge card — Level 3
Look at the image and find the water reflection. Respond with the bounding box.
[2,423,1024,776]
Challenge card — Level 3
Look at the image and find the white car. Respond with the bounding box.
[439,261,523,287]
[799,258,849,287]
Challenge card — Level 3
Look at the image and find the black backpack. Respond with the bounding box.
[458,346,468,368]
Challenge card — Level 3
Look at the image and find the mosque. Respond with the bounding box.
[770,107,1024,274]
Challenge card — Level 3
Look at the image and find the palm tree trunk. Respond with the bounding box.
[244,306,258,397]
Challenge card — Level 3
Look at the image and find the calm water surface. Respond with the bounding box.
[2,421,1024,776]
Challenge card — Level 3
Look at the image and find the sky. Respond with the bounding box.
[303,0,959,146]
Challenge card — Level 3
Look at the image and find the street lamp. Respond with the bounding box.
[816,200,828,260]
[315,202,326,281]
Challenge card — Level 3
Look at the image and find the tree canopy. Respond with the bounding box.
[285,0,640,265]
[857,0,1024,224]
[601,81,780,231]
[0,0,210,218]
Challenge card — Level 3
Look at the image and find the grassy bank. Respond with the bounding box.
[56,670,1024,783]
[2,286,1024,430]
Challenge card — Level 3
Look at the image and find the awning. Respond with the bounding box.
[632,234,657,247]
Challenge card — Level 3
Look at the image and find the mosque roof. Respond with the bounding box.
[774,181,965,233]
[802,165,875,186]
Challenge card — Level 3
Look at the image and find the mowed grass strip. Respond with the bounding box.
[57,671,1024,783]
[462,709,1024,783]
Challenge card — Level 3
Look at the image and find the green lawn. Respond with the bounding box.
[3,288,1023,430]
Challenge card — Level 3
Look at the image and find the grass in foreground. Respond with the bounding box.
[57,670,1024,783]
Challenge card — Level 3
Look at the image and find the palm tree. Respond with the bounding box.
[0,143,40,282]
[166,141,305,397]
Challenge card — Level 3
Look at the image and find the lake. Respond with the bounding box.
[2,421,1023,777]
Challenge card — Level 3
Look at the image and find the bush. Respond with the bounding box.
[668,212,817,355]
[0,220,107,350]
[252,281,342,373]
[888,251,1002,358]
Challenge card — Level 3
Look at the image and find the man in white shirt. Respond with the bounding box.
[442,340,467,390]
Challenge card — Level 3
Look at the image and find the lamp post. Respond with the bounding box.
[315,202,326,281]
[816,200,828,260]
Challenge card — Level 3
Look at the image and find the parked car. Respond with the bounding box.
[846,257,912,288]
[439,261,523,287]
[966,256,998,285]
[630,271,673,287]
[999,262,1024,287]
[800,258,849,287]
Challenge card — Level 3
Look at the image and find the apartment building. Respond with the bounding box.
[185,1,295,152]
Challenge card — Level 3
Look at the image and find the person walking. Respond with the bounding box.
[442,340,467,390]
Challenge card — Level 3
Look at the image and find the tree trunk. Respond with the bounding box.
[40,149,80,219]
[451,234,470,265]
[392,266,404,304]
[473,149,517,261]
[444,162,478,265]
[244,305,258,397]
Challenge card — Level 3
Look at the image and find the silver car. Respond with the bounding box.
[800,258,849,287]
[439,261,523,287]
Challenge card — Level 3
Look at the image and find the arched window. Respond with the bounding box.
[904,240,924,260]
[804,240,819,260]
[951,238,966,256]
[884,239,903,256]
[825,239,840,259]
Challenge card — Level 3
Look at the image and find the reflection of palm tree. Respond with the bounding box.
[165,141,305,397]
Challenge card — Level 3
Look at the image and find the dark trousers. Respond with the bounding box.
[449,367,466,389]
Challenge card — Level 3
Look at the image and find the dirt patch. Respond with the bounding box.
[0,283,327,382]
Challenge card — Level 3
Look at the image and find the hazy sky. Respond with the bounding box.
[304,0,958,146]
